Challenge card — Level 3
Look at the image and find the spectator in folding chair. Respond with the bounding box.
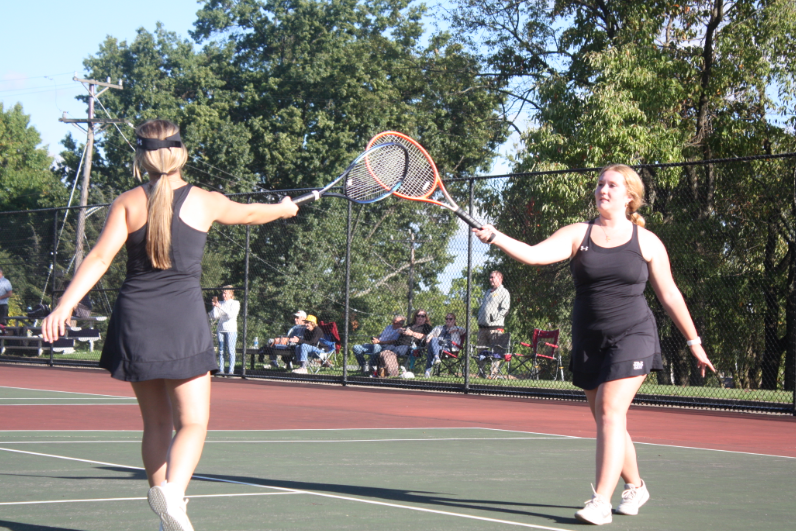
[476,271,510,377]
[375,309,431,377]
[424,312,465,378]
[351,314,405,373]
[261,310,306,367]
[289,315,324,374]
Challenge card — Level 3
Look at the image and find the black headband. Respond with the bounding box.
[135,132,183,151]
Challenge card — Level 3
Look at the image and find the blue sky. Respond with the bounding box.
[1,0,201,155]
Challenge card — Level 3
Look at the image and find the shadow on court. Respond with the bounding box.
[0,521,79,531]
[198,471,582,525]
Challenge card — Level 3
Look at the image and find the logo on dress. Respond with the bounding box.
[633,361,644,370]
[580,245,589,252]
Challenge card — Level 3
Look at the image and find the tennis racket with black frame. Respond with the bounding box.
[366,131,490,234]
[292,141,409,205]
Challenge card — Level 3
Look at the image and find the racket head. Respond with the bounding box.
[366,131,440,200]
[343,141,409,204]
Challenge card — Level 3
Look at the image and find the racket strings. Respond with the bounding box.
[344,144,409,203]
[369,134,437,199]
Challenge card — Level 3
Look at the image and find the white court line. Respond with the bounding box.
[0,396,135,400]
[0,436,570,444]
[0,446,574,531]
[481,428,796,460]
[0,492,299,506]
[0,386,133,399]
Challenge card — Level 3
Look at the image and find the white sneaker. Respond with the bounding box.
[148,483,194,531]
[615,480,650,516]
[575,490,612,525]
[292,367,308,374]
[424,369,432,378]
[433,357,441,365]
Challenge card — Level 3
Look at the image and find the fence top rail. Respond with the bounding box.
[4,152,795,215]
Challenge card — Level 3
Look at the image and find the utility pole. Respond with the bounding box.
[59,76,124,271]
[394,231,431,319]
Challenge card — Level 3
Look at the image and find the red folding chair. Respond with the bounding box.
[508,329,563,380]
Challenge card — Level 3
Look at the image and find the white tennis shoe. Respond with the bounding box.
[575,488,612,525]
[148,482,194,531]
[615,480,650,516]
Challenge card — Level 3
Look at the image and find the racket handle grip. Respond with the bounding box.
[454,207,484,229]
[292,190,321,205]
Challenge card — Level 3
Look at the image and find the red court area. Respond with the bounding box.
[2,364,795,457]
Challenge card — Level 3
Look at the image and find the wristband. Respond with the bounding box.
[486,232,497,244]
[686,337,701,347]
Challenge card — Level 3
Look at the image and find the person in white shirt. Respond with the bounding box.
[209,285,240,375]
[0,268,13,325]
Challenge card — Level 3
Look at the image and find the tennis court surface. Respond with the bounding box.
[1,365,794,531]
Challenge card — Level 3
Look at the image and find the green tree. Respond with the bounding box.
[448,0,796,389]
[0,103,65,211]
[70,0,508,350]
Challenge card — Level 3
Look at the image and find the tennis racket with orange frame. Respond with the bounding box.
[366,131,492,237]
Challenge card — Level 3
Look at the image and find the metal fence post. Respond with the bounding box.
[343,200,353,385]
[242,214,251,377]
[464,178,474,393]
[49,209,58,367]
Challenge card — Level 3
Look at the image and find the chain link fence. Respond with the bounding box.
[2,155,795,414]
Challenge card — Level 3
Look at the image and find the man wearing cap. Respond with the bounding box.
[263,310,307,368]
[289,314,324,374]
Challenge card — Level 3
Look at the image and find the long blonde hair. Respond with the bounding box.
[599,164,646,227]
[133,119,188,269]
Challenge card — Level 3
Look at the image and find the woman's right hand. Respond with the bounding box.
[41,306,73,343]
[691,344,716,377]
[280,196,299,218]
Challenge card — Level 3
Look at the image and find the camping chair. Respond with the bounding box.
[307,321,341,374]
[432,340,464,377]
[473,330,511,379]
[508,329,563,380]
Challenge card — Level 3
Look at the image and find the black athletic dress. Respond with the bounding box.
[569,220,663,390]
[99,184,218,381]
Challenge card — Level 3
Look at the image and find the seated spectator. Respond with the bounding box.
[351,315,405,372]
[375,310,432,377]
[261,310,307,368]
[290,315,324,374]
[423,312,465,378]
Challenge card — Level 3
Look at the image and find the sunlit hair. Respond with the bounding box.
[133,119,188,269]
[598,164,646,227]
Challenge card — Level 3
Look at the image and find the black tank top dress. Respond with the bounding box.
[568,220,663,390]
[99,184,218,381]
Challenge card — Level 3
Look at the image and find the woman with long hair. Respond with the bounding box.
[473,164,715,525]
[42,119,298,531]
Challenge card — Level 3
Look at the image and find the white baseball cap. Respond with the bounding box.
[294,310,307,319]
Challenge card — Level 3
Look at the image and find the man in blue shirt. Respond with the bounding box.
[352,315,405,373]
[0,268,12,325]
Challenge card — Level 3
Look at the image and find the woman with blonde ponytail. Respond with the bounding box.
[472,164,714,526]
[42,119,298,531]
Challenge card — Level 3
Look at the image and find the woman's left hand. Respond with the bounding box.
[690,344,716,377]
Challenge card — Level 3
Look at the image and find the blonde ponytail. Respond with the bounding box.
[146,175,174,269]
[133,119,188,270]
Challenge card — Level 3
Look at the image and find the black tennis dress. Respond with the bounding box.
[99,184,218,381]
[569,220,663,390]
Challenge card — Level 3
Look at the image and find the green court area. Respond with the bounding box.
[0,426,792,530]
[0,386,138,406]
